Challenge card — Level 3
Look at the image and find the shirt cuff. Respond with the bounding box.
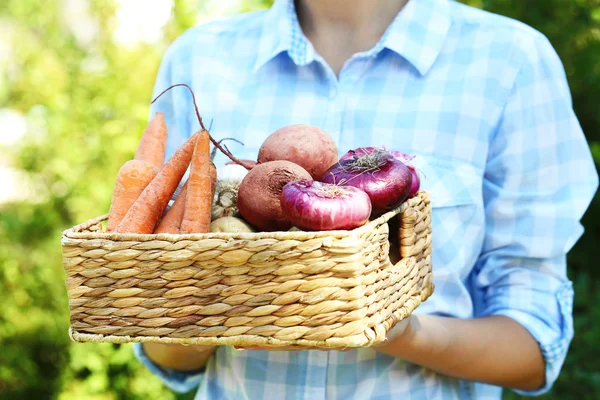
[132,342,205,394]
[488,281,574,396]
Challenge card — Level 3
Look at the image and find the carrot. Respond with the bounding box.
[115,132,199,234]
[154,181,188,234]
[135,112,168,169]
[106,160,159,232]
[210,161,217,198]
[181,130,212,234]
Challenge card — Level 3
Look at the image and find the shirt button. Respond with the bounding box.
[329,87,338,99]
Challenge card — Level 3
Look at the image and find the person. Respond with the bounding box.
[133,0,599,398]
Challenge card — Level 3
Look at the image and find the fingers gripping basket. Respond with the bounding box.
[62,191,433,349]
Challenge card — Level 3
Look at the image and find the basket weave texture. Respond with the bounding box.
[62,191,433,349]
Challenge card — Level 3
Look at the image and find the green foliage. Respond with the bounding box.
[0,0,197,398]
[0,0,597,399]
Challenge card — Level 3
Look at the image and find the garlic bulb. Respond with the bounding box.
[211,163,249,220]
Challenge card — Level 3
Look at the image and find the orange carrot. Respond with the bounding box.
[106,160,159,232]
[135,112,168,169]
[115,132,199,234]
[154,181,188,234]
[210,161,217,198]
[181,130,212,234]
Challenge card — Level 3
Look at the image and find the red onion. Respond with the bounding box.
[320,149,413,215]
[405,164,420,197]
[340,147,420,197]
[280,180,372,231]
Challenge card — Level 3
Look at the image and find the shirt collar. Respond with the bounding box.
[253,0,314,73]
[253,0,453,76]
[382,0,453,75]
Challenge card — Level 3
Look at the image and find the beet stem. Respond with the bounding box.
[151,83,254,170]
[152,83,206,131]
[211,138,245,161]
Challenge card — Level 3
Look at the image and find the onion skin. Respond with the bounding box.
[237,160,311,231]
[280,180,372,231]
[340,147,420,198]
[406,164,420,197]
[340,147,414,163]
[257,124,338,179]
[320,152,412,215]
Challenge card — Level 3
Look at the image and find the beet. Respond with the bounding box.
[237,160,311,231]
[257,124,338,180]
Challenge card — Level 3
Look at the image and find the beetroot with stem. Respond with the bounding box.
[237,160,312,231]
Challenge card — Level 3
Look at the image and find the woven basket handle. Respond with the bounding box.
[386,213,402,265]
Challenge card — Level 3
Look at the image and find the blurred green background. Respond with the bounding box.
[0,0,598,399]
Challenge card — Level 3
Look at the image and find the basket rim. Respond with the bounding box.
[62,191,428,243]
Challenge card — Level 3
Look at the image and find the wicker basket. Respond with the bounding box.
[62,191,432,349]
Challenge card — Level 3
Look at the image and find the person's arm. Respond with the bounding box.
[377,315,544,391]
[378,34,598,395]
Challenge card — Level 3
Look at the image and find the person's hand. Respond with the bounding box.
[151,343,216,354]
[183,344,218,353]
[142,343,216,371]
[373,316,413,348]
[233,345,350,352]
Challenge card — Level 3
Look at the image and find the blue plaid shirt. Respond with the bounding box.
[133,0,599,398]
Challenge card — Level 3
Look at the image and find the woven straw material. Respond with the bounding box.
[62,191,433,349]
